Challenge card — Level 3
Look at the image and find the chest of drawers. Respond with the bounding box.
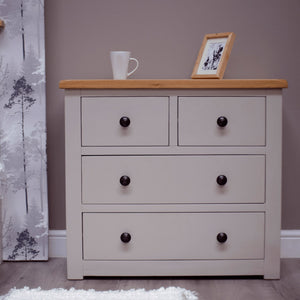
[61,79,287,279]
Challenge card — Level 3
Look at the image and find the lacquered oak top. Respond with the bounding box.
[59,79,288,89]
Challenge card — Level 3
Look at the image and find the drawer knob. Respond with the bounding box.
[120,232,131,243]
[217,232,227,243]
[217,116,228,127]
[216,175,227,186]
[120,175,131,186]
[120,116,131,127]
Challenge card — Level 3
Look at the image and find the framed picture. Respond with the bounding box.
[191,32,235,79]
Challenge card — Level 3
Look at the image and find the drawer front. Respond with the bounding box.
[178,97,265,146]
[81,97,169,146]
[82,155,265,204]
[83,212,265,260]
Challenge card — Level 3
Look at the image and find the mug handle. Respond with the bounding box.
[127,58,139,77]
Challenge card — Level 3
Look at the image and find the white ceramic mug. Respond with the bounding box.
[110,51,139,80]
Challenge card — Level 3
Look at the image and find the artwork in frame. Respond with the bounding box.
[191,32,235,79]
[0,0,48,261]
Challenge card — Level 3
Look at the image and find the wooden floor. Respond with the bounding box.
[0,258,300,299]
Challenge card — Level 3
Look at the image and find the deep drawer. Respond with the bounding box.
[178,97,265,146]
[82,155,265,204]
[81,97,169,146]
[83,212,265,260]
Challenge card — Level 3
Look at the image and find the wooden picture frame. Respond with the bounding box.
[191,32,235,79]
[0,19,5,31]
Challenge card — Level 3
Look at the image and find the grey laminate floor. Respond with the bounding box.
[0,258,299,299]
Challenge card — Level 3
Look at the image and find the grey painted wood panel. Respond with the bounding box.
[82,155,265,204]
[64,91,83,279]
[264,94,282,279]
[83,212,264,260]
[178,97,265,146]
[81,97,169,146]
[83,260,265,277]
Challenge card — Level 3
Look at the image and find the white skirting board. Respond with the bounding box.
[48,230,67,258]
[49,230,300,259]
[280,230,300,258]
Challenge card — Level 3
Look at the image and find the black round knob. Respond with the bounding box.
[217,116,228,127]
[217,232,227,243]
[216,175,227,186]
[120,116,130,127]
[120,232,131,243]
[120,175,131,186]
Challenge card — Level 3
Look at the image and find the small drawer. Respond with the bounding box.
[83,212,265,260]
[81,97,169,146]
[82,155,265,204]
[178,97,265,146]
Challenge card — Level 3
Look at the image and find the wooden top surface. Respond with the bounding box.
[59,79,288,89]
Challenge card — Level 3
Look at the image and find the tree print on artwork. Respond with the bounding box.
[0,57,9,100]
[20,0,26,60]
[24,203,47,257]
[8,229,39,260]
[27,121,47,212]
[0,0,48,261]
[202,41,226,71]
[4,76,36,214]
[0,0,32,60]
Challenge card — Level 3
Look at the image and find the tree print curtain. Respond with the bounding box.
[0,0,48,260]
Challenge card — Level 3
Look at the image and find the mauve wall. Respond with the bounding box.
[45,0,300,230]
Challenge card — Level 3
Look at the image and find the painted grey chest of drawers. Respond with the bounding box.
[61,79,287,279]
